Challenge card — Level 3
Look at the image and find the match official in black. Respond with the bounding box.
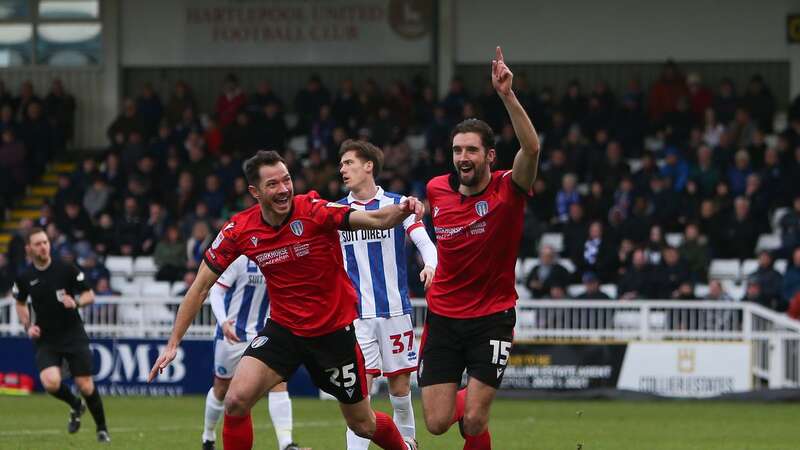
[13,227,110,443]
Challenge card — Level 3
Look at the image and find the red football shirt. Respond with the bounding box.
[204,192,357,337]
[426,170,529,318]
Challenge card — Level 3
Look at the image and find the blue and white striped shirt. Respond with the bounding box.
[213,255,270,341]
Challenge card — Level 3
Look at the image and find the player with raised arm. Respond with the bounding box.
[201,255,308,450]
[337,140,438,449]
[149,150,423,450]
[418,47,541,450]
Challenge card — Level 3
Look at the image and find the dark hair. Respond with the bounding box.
[243,150,286,186]
[450,118,495,152]
[338,139,384,177]
[26,226,46,244]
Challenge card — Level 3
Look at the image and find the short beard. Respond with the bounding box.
[457,162,488,187]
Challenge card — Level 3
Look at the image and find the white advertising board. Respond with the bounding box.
[121,0,432,66]
[617,342,751,398]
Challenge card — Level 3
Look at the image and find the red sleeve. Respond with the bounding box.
[203,220,241,275]
[498,170,533,200]
[307,194,352,231]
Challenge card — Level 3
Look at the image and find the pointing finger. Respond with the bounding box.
[496,46,503,62]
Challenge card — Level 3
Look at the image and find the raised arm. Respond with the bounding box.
[348,196,425,231]
[148,260,220,381]
[493,46,541,192]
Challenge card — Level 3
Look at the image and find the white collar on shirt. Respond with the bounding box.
[348,185,385,205]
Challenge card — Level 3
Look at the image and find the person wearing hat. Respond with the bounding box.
[576,271,610,300]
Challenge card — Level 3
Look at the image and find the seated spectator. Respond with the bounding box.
[672,282,695,300]
[222,110,258,154]
[107,98,145,146]
[0,128,26,194]
[727,150,752,196]
[778,196,800,258]
[741,74,775,133]
[116,196,145,256]
[79,253,110,289]
[136,82,163,138]
[186,221,212,269]
[618,249,653,300]
[215,74,246,130]
[0,253,12,297]
[583,181,612,224]
[555,173,580,223]
[201,174,226,218]
[660,147,689,192]
[82,175,112,219]
[165,80,197,126]
[92,213,116,256]
[255,101,288,151]
[576,272,610,300]
[56,200,93,243]
[526,245,571,298]
[782,247,800,306]
[154,225,186,282]
[719,197,758,260]
[679,223,710,282]
[747,251,783,307]
[658,246,692,299]
[706,279,734,301]
[573,220,617,282]
[94,277,120,296]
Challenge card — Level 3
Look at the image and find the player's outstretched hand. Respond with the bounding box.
[492,46,513,97]
[27,325,40,339]
[420,266,435,290]
[148,345,177,382]
[222,319,241,343]
[401,196,425,221]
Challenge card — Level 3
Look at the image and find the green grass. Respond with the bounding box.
[0,395,798,449]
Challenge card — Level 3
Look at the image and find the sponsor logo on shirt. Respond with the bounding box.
[434,221,487,241]
[325,202,347,208]
[433,206,440,217]
[339,229,392,243]
[211,232,225,249]
[255,247,291,265]
[250,236,258,247]
[30,279,39,286]
[290,220,304,236]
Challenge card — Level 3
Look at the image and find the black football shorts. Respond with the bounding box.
[417,307,515,389]
[242,319,368,404]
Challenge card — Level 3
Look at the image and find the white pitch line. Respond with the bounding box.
[0,420,340,437]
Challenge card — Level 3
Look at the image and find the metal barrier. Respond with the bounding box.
[2,296,798,388]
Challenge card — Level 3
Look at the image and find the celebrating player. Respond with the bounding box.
[418,46,541,450]
[337,140,438,449]
[13,228,111,443]
[202,255,307,450]
[149,150,423,450]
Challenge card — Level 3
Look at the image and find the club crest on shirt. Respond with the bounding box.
[433,206,440,217]
[290,220,304,236]
[475,200,489,217]
[250,236,258,247]
[250,336,268,348]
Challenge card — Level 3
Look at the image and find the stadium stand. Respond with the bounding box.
[2,59,800,318]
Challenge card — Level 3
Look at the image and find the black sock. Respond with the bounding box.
[82,388,107,432]
[51,383,81,410]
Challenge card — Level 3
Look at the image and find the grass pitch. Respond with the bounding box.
[0,394,797,449]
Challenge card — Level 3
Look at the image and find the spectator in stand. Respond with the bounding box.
[222,110,258,154]
[778,196,800,258]
[660,147,689,192]
[0,128,26,199]
[687,73,713,123]
[727,150,752,196]
[744,174,770,234]
[154,225,187,283]
[719,197,758,260]
[576,272,610,300]
[648,60,688,122]
[555,173,580,224]
[494,123,519,170]
[116,196,145,256]
[200,174,226,218]
[691,145,720,197]
[560,80,588,126]
[574,220,617,282]
[0,80,12,108]
[594,140,630,193]
[44,78,76,148]
[56,200,93,244]
[246,80,283,119]
[648,174,680,231]
[741,74,776,133]
[215,73,246,130]
[107,98,145,146]
[614,92,647,156]
[658,246,692,299]
[712,181,733,218]
[136,82,163,139]
[201,116,222,156]
[701,108,725,148]
[0,103,16,135]
[618,248,652,299]
[0,253,13,297]
[706,280,733,301]
[441,76,468,121]
[782,247,800,305]
[332,79,360,132]
[143,202,169,247]
[79,253,110,289]
[19,101,54,178]
[255,101,288,151]
[14,80,40,122]
[729,107,757,148]
[747,251,784,308]
[713,78,738,125]
[662,96,693,146]
[760,148,787,207]
[92,213,116,256]
[294,74,330,135]
[582,181,612,224]
[173,106,201,144]
[679,223,710,282]
[165,80,197,126]
[526,245,571,298]
[7,218,33,275]
[185,221,211,270]
[94,277,120,296]
[309,104,337,161]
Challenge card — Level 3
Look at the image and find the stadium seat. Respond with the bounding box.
[665,233,684,248]
[288,135,308,155]
[113,278,140,296]
[170,282,187,297]
[741,259,758,277]
[775,259,788,274]
[721,280,745,301]
[140,281,171,297]
[519,257,538,281]
[539,233,564,253]
[600,284,617,299]
[708,259,741,281]
[755,234,781,252]
[133,256,158,276]
[105,256,133,278]
[558,258,576,273]
[694,284,710,298]
[771,207,790,232]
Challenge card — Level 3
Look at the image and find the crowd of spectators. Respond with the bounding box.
[3,60,800,316]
